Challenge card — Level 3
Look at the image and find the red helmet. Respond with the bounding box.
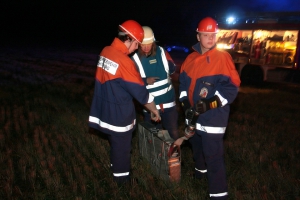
[119,20,144,43]
[196,17,218,33]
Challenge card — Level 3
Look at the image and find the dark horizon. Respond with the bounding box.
[2,1,300,49]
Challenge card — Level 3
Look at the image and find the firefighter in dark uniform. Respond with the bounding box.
[89,20,160,184]
[178,17,241,199]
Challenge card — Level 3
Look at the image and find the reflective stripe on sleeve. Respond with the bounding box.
[215,90,228,106]
[89,116,135,133]
[179,91,187,99]
[147,94,155,103]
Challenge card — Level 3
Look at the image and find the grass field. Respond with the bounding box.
[1,45,300,199]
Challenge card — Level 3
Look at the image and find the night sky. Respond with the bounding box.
[2,0,300,48]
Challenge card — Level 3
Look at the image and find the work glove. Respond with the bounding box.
[185,107,194,122]
[183,99,199,125]
[195,95,221,114]
[184,108,199,139]
[182,99,199,138]
[181,99,191,113]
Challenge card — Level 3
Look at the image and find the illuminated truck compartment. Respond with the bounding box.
[217,29,298,67]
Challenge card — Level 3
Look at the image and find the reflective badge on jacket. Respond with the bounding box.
[200,87,208,98]
[149,59,157,64]
[97,56,119,75]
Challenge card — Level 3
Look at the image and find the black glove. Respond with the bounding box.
[183,96,201,125]
[185,107,199,125]
[195,95,221,114]
[184,108,199,139]
[181,99,191,113]
[185,107,194,122]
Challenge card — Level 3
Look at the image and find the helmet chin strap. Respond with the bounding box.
[124,38,133,48]
[125,39,138,54]
[128,39,135,48]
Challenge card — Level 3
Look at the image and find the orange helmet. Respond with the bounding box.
[119,20,144,43]
[196,17,218,33]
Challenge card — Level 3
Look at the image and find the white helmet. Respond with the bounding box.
[141,26,155,44]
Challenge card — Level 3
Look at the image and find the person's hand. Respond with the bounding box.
[173,137,186,146]
[147,77,160,85]
[150,109,161,122]
[195,95,221,114]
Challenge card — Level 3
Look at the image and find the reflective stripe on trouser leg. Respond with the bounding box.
[210,192,228,200]
[195,168,207,173]
[107,131,132,183]
[189,134,207,179]
[200,131,228,199]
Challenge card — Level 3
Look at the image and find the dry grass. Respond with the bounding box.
[0,46,300,199]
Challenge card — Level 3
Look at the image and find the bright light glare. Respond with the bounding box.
[226,17,236,24]
[217,43,234,49]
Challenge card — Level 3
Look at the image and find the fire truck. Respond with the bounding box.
[216,12,300,84]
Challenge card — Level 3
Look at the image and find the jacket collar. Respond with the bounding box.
[111,38,129,55]
[192,42,216,55]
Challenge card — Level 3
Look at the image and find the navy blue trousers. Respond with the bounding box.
[107,131,132,184]
[189,131,228,199]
